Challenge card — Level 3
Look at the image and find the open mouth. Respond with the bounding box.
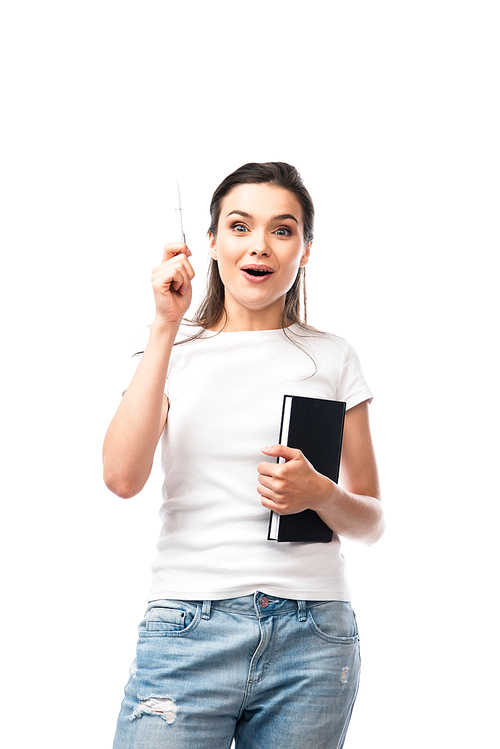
[241,264,275,277]
[244,268,272,276]
[240,265,275,283]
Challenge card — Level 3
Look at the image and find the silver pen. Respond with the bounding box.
[176,178,186,245]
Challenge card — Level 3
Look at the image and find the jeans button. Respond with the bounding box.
[259,596,269,608]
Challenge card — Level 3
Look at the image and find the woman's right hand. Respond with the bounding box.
[151,243,195,325]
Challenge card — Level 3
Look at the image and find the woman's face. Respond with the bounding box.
[209,183,311,328]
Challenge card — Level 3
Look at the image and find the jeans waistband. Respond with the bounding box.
[200,591,308,621]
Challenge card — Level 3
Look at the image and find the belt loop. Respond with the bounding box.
[201,600,212,620]
[297,600,307,622]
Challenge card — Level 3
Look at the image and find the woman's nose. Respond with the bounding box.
[250,231,269,256]
[250,247,269,256]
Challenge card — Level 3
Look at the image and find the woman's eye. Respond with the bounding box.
[232,223,248,233]
[275,227,291,236]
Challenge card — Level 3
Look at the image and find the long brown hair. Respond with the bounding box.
[188,162,315,334]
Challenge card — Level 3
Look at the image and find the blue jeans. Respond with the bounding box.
[113,592,361,748]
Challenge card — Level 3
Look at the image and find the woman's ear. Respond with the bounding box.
[208,232,217,261]
[300,241,312,267]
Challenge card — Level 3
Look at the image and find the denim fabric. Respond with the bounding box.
[113,592,360,749]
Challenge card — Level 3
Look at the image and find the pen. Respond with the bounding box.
[176,178,186,245]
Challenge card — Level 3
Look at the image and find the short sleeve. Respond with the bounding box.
[336,340,373,410]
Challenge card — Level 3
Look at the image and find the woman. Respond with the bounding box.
[104,162,384,748]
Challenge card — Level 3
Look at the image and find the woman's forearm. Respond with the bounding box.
[315,478,385,546]
[102,319,178,498]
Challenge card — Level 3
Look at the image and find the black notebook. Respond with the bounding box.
[267,395,346,543]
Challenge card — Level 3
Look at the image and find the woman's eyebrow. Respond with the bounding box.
[272,213,299,225]
[226,210,253,219]
[226,210,298,224]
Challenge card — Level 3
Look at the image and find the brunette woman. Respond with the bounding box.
[104,162,384,749]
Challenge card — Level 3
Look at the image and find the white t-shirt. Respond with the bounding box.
[131,323,373,602]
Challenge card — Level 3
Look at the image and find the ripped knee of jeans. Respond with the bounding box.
[130,696,178,724]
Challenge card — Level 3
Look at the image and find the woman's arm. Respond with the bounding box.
[257,401,385,546]
[102,243,194,498]
[102,322,174,498]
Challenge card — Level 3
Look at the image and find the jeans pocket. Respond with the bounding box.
[140,600,201,637]
[307,601,359,644]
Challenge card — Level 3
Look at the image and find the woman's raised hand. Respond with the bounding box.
[151,243,195,326]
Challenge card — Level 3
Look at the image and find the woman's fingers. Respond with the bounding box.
[171,265,190,294]
[151,243,195,322]
[153,250,194,292]
[162,242,192,263]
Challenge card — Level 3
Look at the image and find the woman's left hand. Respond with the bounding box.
[257,445,335,515]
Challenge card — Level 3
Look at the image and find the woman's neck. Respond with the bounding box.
[207,307,292,333]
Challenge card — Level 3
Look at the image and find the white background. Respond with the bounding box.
[1,1,498,746]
